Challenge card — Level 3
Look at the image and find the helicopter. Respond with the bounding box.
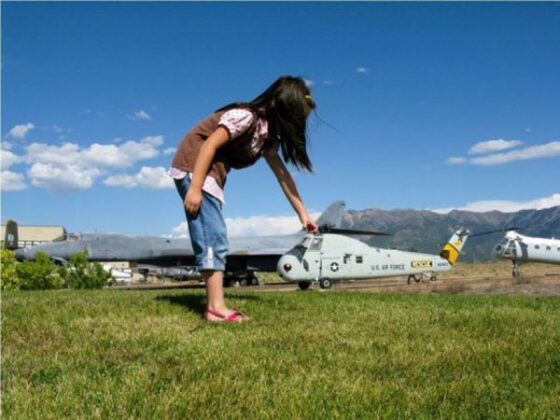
[475,228,560,277]
[277,226,470,290]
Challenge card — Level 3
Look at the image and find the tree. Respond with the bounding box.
[15,252,63,290]
[62,252,111,289]
[1,249,21,291]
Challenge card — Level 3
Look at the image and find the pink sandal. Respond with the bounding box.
[205,308,248,323]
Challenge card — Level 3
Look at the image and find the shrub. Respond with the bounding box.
[1,249,21,291]
[62,252,111,289]
[2,250,111,291]
[15,252,64,290]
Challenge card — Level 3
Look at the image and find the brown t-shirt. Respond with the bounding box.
[171,109,276,189]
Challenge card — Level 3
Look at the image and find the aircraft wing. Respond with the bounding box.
[228,248,293,256]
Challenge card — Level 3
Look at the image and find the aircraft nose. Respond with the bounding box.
[492,244,503,259]
[277,255,300,280]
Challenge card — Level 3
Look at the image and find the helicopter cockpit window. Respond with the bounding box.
[501,240,516,257]
[309,238,323,251]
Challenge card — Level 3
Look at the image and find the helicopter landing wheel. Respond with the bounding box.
[298,281,311,291]
[249,273,259,286]
[512,261,521,278]
[407,275,420,284]
[319,278,333,290]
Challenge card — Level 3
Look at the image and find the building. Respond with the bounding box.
[1,224,66,248]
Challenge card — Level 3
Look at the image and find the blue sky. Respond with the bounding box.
[2,2,559,237]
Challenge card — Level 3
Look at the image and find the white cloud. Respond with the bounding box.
[81,136,162,167]
[0,171,27,191]
[1,149,22,170]
[25,143,81,166]
[27,163,99,191]
[171,212,322,238]
[431,193,560,214]
[447,140,560,166]
[132,110,152,121]
[103,174,135,188]
[225,213,320,237]
[104,166,174,189]
[469,141,560,166]
[137,167,174,189]
[22,135,164,191]
[1,141,13,150]
[142,136,163,146]
[7,123,35,139]
[356,67,369,73]
[171,221,189,238]
[303,79,314,87]
[163,147,176,155]
[468,139,523,155]
[447,157,466,165]
[25,136,162,168]
[323,80,334,85]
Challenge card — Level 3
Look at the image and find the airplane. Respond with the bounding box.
[7,201,346,286]
[102,264,133,284]
[484,229,560,277]
[277,226,470,290]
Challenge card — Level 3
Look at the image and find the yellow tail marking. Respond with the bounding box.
[441,243,461,265]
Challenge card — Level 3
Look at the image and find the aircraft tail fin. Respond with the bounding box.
[4,220,19,250]
[315,201,346,230]
[440,227,470,265]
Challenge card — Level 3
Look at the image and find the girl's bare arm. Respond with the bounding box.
[265,151,318,233]
[185,126,230,216]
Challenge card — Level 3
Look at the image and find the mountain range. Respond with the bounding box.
[341,206,560,262]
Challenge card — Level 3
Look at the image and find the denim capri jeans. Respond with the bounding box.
[174,176,229,271]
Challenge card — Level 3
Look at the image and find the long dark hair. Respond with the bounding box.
[217,76,315,171]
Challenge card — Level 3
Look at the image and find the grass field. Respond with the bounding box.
[2,288,560,418]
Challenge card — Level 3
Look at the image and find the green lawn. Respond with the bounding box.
[2,289,559,418]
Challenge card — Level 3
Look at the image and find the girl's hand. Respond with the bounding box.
[185,188,202,217]
[301,215,319,233]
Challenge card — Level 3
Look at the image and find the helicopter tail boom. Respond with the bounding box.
[439,227,470,265]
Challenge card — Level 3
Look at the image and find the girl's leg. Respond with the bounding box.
[204,270,248,322]
[174,177,245,321]
[204,270,226,312]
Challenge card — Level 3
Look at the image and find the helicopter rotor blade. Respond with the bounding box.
[319,226,390,236]
[470,226,523,238]
[470,229,505,238]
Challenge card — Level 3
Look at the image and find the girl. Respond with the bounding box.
[170,76,318,323]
